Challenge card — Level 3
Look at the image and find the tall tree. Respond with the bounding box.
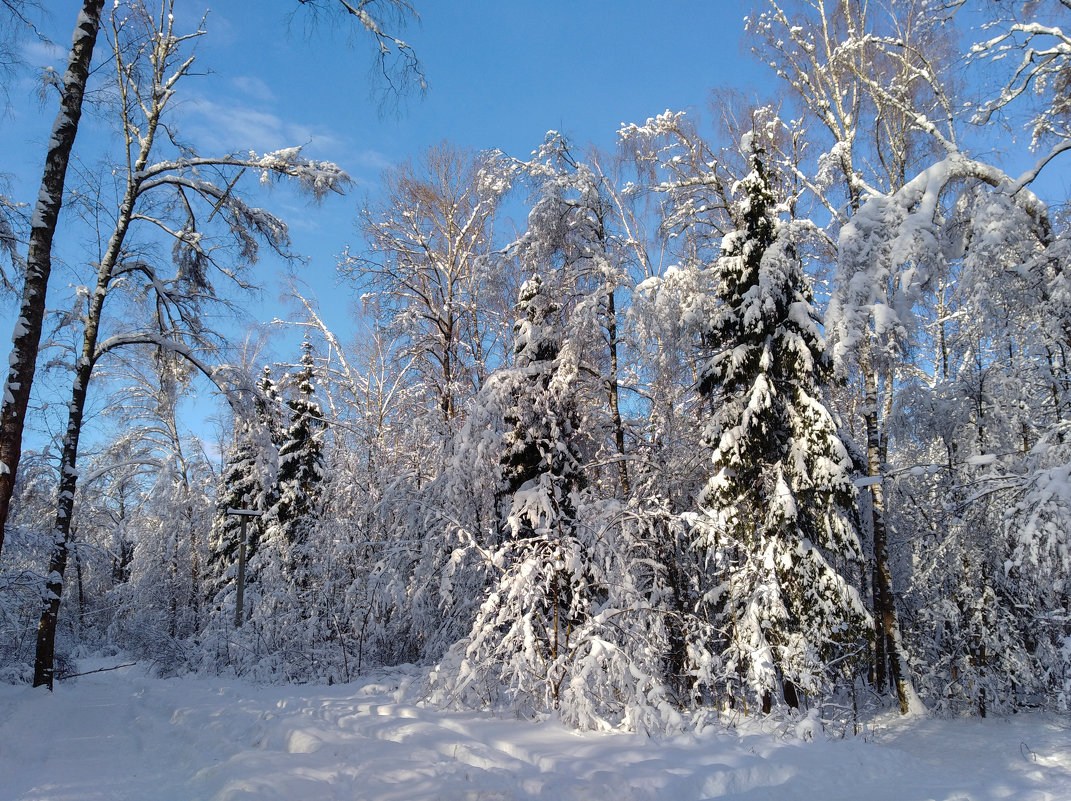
[433,274,594,715]
[265,338,326,574]
[32,0,348,689]
[0,0,106,566]
[344,142,511,430]
[512,133,634,498]
[749,0,960,712]
[691,141,869,713]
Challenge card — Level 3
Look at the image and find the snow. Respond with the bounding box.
[2,663,1070,801]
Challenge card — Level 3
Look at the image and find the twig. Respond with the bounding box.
[57,662,136,680]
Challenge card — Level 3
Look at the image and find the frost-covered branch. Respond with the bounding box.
[969,5,1071,155]
[294,0,425,104]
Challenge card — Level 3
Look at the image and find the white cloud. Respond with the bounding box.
[347,148,393,173]
[176,91,394,190]
[230,75,276,103]
[18,40,64,67]
[179,94,344,156]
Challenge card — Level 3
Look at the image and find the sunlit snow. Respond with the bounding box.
[2,662,1070,801]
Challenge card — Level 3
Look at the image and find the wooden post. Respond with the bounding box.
[226,508,263,628]
[235,515,247,628]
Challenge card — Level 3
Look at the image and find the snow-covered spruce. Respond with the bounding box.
[429,276,686,730]
[688,140,869,713]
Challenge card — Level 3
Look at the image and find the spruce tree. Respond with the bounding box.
[206,368,282,594]
[434,274,594,714]
[265,338,326,575]
[693,140,869,712]
[496,275,590,656]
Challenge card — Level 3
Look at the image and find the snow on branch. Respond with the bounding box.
[93,330,237,400]
[830,152,1052,371]
[295,0,425,103]
[970,12,1071,154]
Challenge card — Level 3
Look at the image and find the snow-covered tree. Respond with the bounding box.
[879,175,1071,715]
[430,274,596,714]
[691,141,869,713]
[344,142,512,430]
[203,341,330,678]
[99,347,216,664]
[207,367,281,595]
[750,0,963,712]
[0,0,105,566]
[264,338,326,575]
[512,133,636,498]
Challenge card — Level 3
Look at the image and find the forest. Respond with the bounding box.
[0,0,1069,734]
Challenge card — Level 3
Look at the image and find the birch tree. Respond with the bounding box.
[0,0,106,566]
[32,0,349,689]
[0,0,424,571]
[344,143,511,430]
[512,134,635,498]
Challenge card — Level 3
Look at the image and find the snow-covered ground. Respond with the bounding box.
[1,662,1069,801]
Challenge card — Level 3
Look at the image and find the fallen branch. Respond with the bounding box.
[57,662,136,680]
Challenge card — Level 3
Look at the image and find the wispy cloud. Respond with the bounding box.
[176,81,395,189]
[347,148,394,173]
[229,75,276,103]
[18,40,64,68]
[179,93,344,156]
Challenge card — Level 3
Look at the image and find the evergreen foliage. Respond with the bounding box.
[690,142,869,711]
[207,368,281,582]
[432,275,595,713]
[268,338,326,558]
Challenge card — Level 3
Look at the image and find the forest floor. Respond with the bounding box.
[1,661,1069,800]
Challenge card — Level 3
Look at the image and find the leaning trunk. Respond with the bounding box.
[33,350,95,689]
[32,127,151,688]
[0,0,105,563]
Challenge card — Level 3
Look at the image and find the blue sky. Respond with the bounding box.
[5,1,760,351]
[184,0,762,333]
[1,1,764,440]
[6,1,1067,442]
[194,1,758,164]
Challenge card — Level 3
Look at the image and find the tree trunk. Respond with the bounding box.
[33,106,155,687]
[0,0,105,564]
[864,360,917,713]
[33,349,95,689]
[605,288,630,498]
